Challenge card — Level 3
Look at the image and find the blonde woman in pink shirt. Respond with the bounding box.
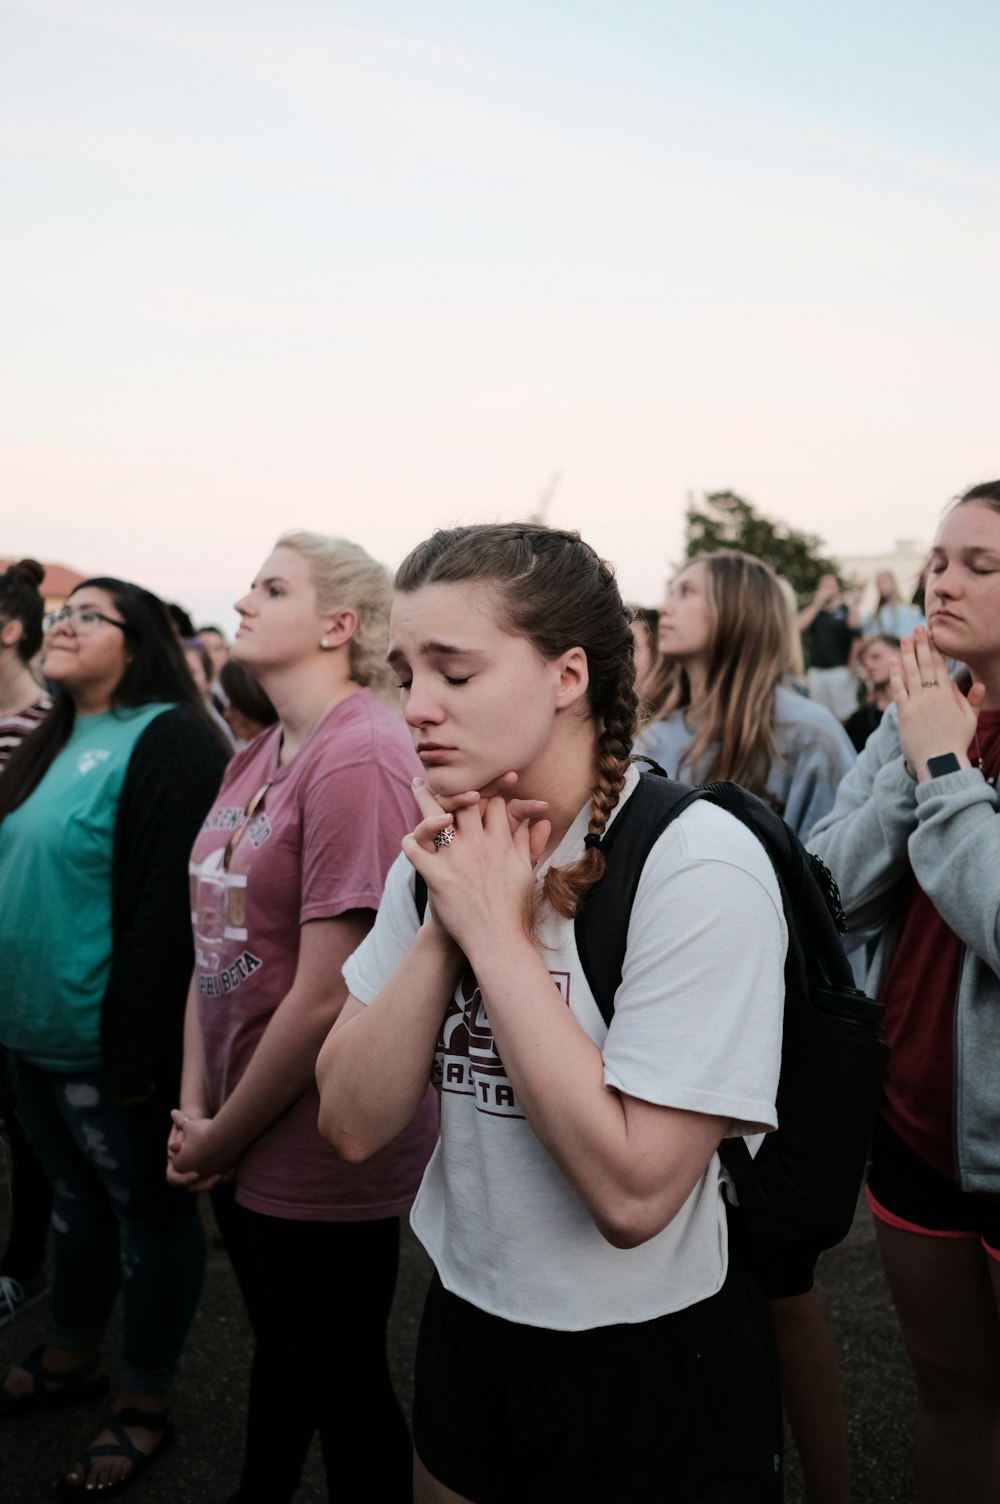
[168,531,438,1504]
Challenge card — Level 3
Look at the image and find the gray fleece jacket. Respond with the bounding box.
[808,702,1000,1192]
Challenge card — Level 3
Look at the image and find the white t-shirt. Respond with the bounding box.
[343,767,786,1331]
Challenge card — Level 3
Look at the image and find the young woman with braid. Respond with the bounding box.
[317,522,786,1504]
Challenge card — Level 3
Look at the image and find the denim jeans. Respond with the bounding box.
[4,1057,206,1393]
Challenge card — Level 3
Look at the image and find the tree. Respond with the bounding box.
[684,490,845,600]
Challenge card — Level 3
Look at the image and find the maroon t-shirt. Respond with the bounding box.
[188,688,439,1220]
[880,707,1000,1177]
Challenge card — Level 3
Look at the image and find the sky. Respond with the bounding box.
[3,0,999,633]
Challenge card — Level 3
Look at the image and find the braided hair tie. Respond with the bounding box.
[583,833,603,851]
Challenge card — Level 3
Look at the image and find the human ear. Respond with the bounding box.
[1,619,23,649]
[319,607,359,650]
[554,646,589,709]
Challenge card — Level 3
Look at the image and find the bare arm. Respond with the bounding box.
[317,919,463,1159]
[317,779,549,1162]
[166,978,216,1189]
[406,795,777,1249]
[471,932,728,1247]
[797,575,839,634]
[179,976,209,1116]
[169,910,374,1179]
[796,598,823,633]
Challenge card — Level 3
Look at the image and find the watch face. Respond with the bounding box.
[927,753,961,778]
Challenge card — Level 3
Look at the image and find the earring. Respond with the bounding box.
[320,636,331,650]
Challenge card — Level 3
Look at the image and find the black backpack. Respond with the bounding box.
[575,767,889,1297]
[414,767,889,1297]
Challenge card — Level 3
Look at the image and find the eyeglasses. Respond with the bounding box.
[43,606,128,635]
[222,783,270,873]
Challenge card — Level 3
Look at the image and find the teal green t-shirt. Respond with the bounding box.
[0,703,172,1071]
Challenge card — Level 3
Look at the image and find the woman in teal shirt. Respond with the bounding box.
[0,577,229,1497]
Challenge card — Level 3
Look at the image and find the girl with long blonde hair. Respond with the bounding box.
[643,548,857,1504]
[643,550,855,838]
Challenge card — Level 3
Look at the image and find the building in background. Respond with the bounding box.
[839,539,929,618]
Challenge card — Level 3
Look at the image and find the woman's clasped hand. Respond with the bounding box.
[165,1111,230,1191]
[405,774,551,949]
[891,625,984,776]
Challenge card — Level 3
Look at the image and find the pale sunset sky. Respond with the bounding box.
[3,0,998,632]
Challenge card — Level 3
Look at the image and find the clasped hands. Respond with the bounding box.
[404,772,552,954]
[166,1111,233,1192]
[892,626,984,777]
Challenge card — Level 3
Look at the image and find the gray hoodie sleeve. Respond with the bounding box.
[810,701,1000,959]
[807,704,920,929]
[910,768,1000,969]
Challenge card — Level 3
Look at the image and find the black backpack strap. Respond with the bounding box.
[415,872,428,924]
[574,772,706,1026]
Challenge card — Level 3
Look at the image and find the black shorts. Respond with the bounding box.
[867,1117,1000,1258]
[413,1268,783,1504]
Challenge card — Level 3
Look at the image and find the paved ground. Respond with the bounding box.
[0,1193,915,1502]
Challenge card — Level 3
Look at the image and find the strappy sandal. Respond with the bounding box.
[55,1406,175,1497]
[0,1347,110,1418]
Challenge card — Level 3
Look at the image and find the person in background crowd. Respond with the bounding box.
[797,573,862,720]
[862,571,924,639]
[168,530,438,1504]
[183,640,234,746]
[166,603,197,640]
[644,551,856,838]
[844,635,900,753]
[626,605,660,699]
[318,522,787,1503]
[0,558,54,1330]
[218,658,278,748]
[642,548,856,1504]
[776,576,808,694]
[0,578,229,1496]
[811,481,1000,1504]
[197,625,230,688]
[0,559,51,765]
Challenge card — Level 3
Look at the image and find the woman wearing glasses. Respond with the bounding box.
[0,578,230,1495]
[167,531,437,1504]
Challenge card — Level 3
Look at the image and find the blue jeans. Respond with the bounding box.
[4,1058,206,1393]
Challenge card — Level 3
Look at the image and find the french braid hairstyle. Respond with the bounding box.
[394,523,638,918]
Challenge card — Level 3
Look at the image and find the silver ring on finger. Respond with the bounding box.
[434,826,456,849]
[921,679,938,687]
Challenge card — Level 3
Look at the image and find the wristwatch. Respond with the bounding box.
[926,753,962,778]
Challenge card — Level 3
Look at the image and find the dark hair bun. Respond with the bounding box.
[12,558,45,589]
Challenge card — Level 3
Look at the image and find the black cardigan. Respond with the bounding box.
[101,705,229,1100]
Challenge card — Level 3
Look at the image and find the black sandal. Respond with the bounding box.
[0,1347,110,1419]
[55,1406,175,1497]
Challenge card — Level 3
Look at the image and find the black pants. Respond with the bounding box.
[0,1074,52,1283]
[212,1186,412,1503]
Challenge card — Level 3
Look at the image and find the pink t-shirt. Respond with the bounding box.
[188,687,439,1220]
